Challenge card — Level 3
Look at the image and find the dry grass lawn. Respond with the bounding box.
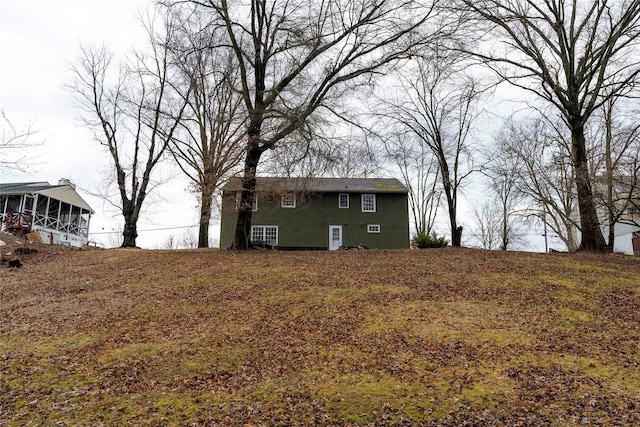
[1,245,639,426]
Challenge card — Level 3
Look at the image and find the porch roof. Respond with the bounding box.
[0,182,95,213]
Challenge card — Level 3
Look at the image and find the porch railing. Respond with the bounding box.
[1,212,33,237]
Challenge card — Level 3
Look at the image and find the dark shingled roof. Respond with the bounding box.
[222,177,408,193]
[0,182,59,194]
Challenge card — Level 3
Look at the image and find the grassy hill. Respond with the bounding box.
[1,247,639,425]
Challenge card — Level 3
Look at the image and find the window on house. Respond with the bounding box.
[236,192,257,211]
[251,225,278,246]
[281,193,296,208]
[361,194,376,212]
[339,193,349,209]
[367,224,381,233]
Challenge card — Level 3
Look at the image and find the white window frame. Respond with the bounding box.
[281,193,296,208]
[251,225,278,246]
[361,194,376,212]
[367,224,381,233]
[339,193,349,209]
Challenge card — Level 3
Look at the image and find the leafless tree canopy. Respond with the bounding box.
[382,131,441,237]
[164,7,246,247]
[481,139,526,251]
[68,13,189,247]
[380,52,487,246]
[263,130,381,179]
[457,0,640,251]
[471,200,515,250]
[458,0,640,112]
[165,0,444,248]
[497,116,581,251]
[0,111,40,174]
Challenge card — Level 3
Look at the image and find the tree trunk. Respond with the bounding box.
[122,219,138,248]
[501,200,508,251]
[452,224,463,247]
[605,103,616,250]
[445,190,461,247]
[232,147,262,249]
[198,186,213,248]
[440,159,460,247]
[607,195,616,249]
[571,124,609,252]
[120,198,138,248]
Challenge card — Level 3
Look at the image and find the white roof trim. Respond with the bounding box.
[37,187,94,213]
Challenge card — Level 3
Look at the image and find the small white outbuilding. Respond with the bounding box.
[611,222,640,255]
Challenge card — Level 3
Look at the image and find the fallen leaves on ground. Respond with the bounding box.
[1,247,639,426]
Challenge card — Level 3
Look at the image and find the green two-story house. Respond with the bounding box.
[220,177,410,250]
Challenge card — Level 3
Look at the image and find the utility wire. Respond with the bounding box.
[90,224,200,235]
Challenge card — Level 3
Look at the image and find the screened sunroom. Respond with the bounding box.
[0,180,94,247]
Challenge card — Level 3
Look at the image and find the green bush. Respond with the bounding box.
[412,231,449,249]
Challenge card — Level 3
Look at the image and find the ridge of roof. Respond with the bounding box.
[222,176,409,193]
[0,182,54,193]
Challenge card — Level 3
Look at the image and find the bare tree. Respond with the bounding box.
[382,54,484,246]
[471,200,503,250]
[162,233,177,249]
[166,9,246,248]
[68,15,189,247]
[384,131,440,237]
[591,97,640,247]
[498,117,581,251]
[0,111,40,174]
[482,142,525,250]
[178,228,199,248]
[262,129,380,179]
[458,0,640,251]
[260,119,325,178]
[170,0,443,249]
[327,141,381,178]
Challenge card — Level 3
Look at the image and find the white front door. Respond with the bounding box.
[329,225,342,250]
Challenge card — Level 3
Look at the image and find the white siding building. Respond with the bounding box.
[0,180,94,247]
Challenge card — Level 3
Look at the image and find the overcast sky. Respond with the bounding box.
[0,0,203,248]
